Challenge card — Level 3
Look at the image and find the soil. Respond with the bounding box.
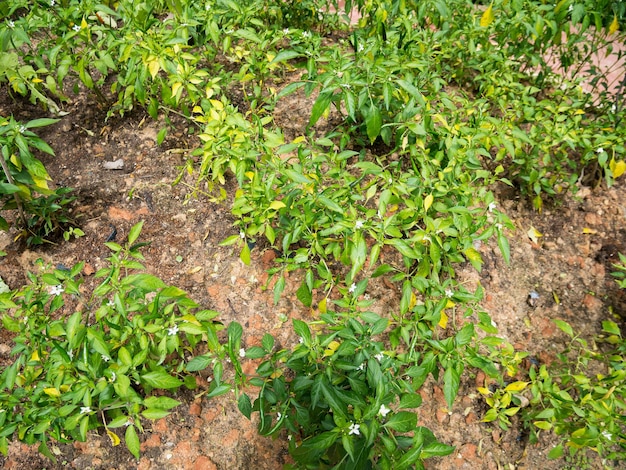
[1,37,626,470]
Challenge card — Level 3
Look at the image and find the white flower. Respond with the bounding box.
[602,431,613,441]
[110,372,116,382]
[205,3,211,10]
[355,220,364,230]
[358,43,364,52]
[348,283,357,294]
[18,125,26,133]
[101,355,110,362]
[107,300,114,307]
[80,406,91,414]
[67,349,74,360]
[302,31,311,38]
[357,362,366,371]
[597,147,604,154]
[348,422,360,436]
[167,324,179,336]
[378,404,391,418]
[283,28,290,35]
[50,0,55,6]
[568,4,574,12]
[239,348,246,358]
[287,434,292,441]
[7,20,15,28]
[277,412,282,420]
[445,289,453,298]
[73,24,81,32]
[239,230,245,239]
[488,202,496,212]
[340,83,351,89]
[374,352,384,362]
[611,104,617,113]
[298,337,304,344]
[48,285,64,296]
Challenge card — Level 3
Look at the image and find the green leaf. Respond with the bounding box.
[87,328,110,357]
[141,370,183,389]
[125,425,140,459]
[292,431,338,464]
[206,383,231,398]
[497,231,510,264]
[121,274,166,291]
[296,280,312,307]
[186,354,212,372]
[240,242,251,265]
[365,103,382,144]
[0,183,20,195]
[143,396,180,410]
[141,408,172,419]
[399,393,422,409]
[261,333,274,352]
[443,367,460,408]
[318,195,343,214]
[293,319,312,344]
[238,393,252,419]
[25,118,60,128]
[384,411,417,432]
[554,319,573,337]
[420,441,455,458]
[309,91,333,127]
[548,444,563,459]
[273,275,285,304]
[244,346,266,359]
[271,50,300,64]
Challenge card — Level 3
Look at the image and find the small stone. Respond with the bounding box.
[103,159,124,170]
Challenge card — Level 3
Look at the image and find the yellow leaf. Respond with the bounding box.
[424,194,434,212]
[30,351,40,361]
[180,314,201,326]
[81,17,88,29]
[527,226,543,244]
[438,311,448,329]
[318,297,327,314]
[210,99,224,111]
[43,387,61,398]
[171,82,183,98]
[609,15,619,35]
[269,200,286,210]
[293,136,306,144]
[582,227,597,234]
[477,387,491,395]
[480,3,495,27]
[323,340,341,357]
[553,291,560,304]
[245,171,255,180]
[610,158,626,178]
[445,300,455,309]
[32,175,50,191]
[32,78,43,83]
[504,381,528,392]
[148,59,160,79]
[270,369,283,379]
[106,429,121,446]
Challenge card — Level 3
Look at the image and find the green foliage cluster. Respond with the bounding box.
[1,0,626,468]
[0,223,230,459]
[0,115,80,245]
